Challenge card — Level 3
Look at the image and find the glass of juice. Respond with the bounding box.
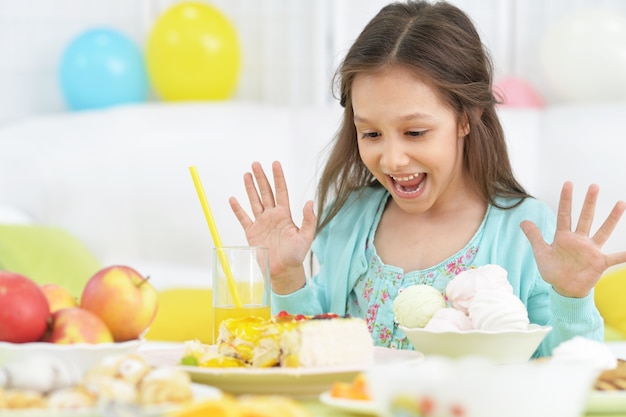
[212,246,271,343]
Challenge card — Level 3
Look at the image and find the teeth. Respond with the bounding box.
[390,173,420,182]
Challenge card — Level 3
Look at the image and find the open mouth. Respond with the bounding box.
[389,173,426,194]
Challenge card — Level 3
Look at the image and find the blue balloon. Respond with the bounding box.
[59,28,148,111]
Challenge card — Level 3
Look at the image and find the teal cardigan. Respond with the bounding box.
[272,186,603,356]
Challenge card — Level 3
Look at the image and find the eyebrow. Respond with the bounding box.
[354,112,435,123]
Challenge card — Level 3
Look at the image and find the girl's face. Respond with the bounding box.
[352,65,470,215]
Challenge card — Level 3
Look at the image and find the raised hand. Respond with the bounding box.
[229,161,316,294]
[520,182,626,298]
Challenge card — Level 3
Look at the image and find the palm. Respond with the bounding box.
[229,161,316,279]
[521,182,626,298]
[240,201,313,276]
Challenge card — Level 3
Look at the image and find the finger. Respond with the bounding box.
[520,220,549,253]
[243,171,265,217]
[272,161,291,209]
[251,162,276,209]
[300,200,317,241]
[575,184,599,235]
[592,200,626,246]
[556,181,574,232]
[606,249,626,269]
[229,196,253,230]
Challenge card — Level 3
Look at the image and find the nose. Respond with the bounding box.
[380,136,410,170]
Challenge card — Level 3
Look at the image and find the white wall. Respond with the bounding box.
[2,0,626,125]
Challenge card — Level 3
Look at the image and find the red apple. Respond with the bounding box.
[0,271,50,343]
[42,307,113,344]
[40,283,78,313]
[80,265,158,342]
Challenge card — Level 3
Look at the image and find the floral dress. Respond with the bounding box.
[346,196,487,349]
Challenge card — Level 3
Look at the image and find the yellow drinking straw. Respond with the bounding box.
[189,165,243,308]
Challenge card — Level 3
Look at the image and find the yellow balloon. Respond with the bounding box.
[146,2,241,101]
[595,266,626,338]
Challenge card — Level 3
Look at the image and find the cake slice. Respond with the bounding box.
[280,317,375,368]
[184,311,375,368]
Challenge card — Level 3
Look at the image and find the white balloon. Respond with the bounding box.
[540,8,626,102]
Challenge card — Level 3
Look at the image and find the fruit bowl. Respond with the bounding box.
[399,324,552,363]
[0,339,143,373]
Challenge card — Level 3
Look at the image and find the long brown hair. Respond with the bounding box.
[316,0,529,233]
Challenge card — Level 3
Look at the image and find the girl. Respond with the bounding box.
[229,0,626,356]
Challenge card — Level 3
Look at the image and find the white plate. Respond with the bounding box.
[319,389,626,417]
[585,390,626,414]
[0,339,143,373]
[400,324,552,364]
[320,382,626,416]
[140,345,423,399]
[0,383,221,417]
[319,391,378,415]
[319,373,625,417]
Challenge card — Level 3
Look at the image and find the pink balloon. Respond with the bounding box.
[494,77,545,108]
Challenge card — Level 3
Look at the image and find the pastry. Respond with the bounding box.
[0,352,195,411]
[85,353,151,385]
[138,367,193,405]
[83,376,137,404]
[3,389,46,409]
[47,386,97,409]
[595,359,626,391]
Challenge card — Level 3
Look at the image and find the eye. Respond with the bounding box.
[406,130,426,137]
[361,131,380,139]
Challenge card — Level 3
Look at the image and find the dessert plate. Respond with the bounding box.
[0,383,221,417]
[320,371,626,416]
[319,391,378,415]
[319,383,626,416]
[318,382,626,416]
[141,345,424,399]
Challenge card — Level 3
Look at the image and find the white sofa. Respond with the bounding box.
[1,101,625,291]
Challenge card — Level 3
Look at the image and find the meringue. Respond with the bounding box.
[551,336,618,372]
[394,284,446,328]
[445,264,513,314]
[424,307,474,331]
[468,289,529,331]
